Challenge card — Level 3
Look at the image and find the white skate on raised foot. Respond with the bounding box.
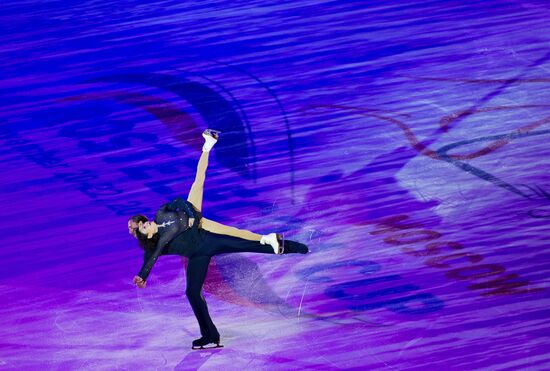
[202,129,221,152]
[260,233,284,254]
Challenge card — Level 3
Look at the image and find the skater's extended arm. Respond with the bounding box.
[137,227,180,281]
[137,240,166,281]
[134,250,153,287]
[136,249,152,280]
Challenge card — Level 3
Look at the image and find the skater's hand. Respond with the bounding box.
[133,275,147,288]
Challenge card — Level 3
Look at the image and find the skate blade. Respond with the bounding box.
[204,129,222,138]
[191,343,224,350]
[276,233,285,254]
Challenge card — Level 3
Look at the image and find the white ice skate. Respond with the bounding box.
[260,233,285,254]
[202,129,221,152]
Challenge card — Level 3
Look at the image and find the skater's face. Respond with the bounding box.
[128,220,139,238]
[137,220,157,239]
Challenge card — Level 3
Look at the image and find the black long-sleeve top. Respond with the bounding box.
[137,197,202,280]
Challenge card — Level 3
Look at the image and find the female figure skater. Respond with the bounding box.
[127,129,308,350]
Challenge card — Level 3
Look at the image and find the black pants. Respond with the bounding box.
[184,229,306,341]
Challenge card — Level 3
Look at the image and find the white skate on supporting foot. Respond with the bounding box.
[202,129,221,152]
[260,233,282,254]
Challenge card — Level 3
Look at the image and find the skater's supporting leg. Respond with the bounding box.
[200,217,262,241]
[187,150,209,212]
[186,255,220,341]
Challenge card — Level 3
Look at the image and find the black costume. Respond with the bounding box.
[137,196,308,344]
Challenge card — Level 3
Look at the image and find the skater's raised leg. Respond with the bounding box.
[186,151,207,211]
[186,129,284,253]
[187,129,220,211]
[201,217,262,241]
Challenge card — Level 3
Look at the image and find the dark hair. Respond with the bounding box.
[129,214,159,252]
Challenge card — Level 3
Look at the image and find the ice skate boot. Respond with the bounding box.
[202,129,221,152]
[260,232,283,254]
[277,233,285,254]
[282,239,308,254]
[191,336,224,350]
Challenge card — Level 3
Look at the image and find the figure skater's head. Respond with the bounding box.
[128,214,159,251]
[128,215,145,237]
